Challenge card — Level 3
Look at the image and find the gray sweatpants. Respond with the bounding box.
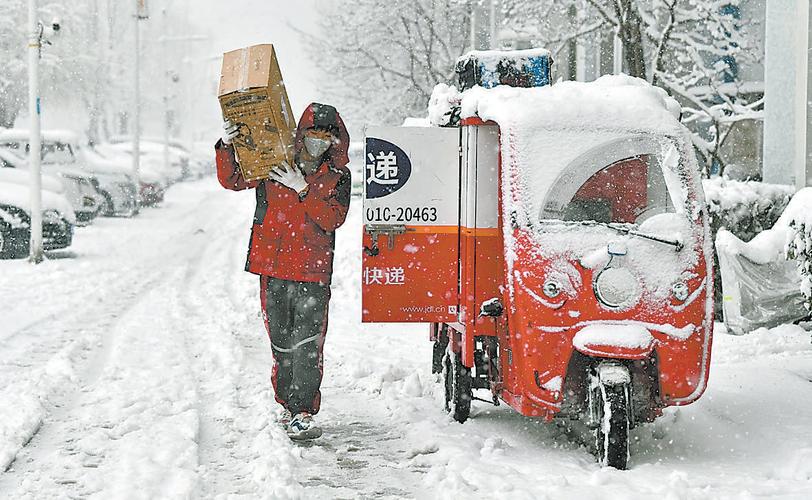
[260,276,331,415]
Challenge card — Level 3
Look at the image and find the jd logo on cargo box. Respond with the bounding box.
[365,138,411,199]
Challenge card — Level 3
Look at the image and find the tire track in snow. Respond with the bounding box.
[174,188,424,498]
[0,182,227,497]
[261,201,424,499]
[172,197,304,498]
[0,270,169,477]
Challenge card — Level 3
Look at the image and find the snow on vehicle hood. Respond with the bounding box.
[0,128,80,144]
[0,181,76,224]
[80,148,136,179]
[0,168,65,194]
[138,164,167,186]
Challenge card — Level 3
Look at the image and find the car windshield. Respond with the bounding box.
[40,142,76,164]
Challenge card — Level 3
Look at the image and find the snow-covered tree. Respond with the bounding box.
[0,1,192,143]
[0,0,115,137]
[496,0,763,177]
[309,0,472,128]
[314,0,761,177]
[0,0,28,128]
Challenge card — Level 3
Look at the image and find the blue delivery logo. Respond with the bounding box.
[365,138,411,199]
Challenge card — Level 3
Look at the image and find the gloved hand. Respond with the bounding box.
[222,120,240,145]
[268,161,308,194]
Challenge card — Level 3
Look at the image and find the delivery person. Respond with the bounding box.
[215,103,351,440]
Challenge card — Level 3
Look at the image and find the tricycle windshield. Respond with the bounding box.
[544,153,679,225]
[506,131,705,303]
[534,133,696,227]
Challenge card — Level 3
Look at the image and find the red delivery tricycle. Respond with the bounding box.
[362,51,713,470]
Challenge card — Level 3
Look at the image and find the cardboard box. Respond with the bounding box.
[218,44,296,181]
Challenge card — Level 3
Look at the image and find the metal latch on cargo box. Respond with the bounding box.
[364,224,413,256]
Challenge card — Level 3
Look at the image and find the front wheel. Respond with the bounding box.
[592,375,631,469]
[100,192,115,217]
[0,224,27,259]
[443,347,472,423]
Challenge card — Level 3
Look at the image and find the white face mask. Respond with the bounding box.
[304,136,332,158]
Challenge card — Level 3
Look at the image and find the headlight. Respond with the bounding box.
[594,267,640,309]
[543,280,562,299]
[672,282,690,302]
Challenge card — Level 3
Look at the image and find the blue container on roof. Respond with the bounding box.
[456,48,552,91]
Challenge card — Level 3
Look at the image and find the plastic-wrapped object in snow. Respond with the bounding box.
[717,230,806,334]
[716,188,812,334]
[456,48,552,91]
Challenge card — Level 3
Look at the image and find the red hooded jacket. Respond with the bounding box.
[215,103,352,284]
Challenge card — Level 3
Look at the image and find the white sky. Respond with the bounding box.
[169,0,329,142]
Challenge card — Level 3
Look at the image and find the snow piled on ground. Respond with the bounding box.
[1,178,812,498]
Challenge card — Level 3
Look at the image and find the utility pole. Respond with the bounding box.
[27,0,43,264]
[161,6,170,178]
[763,0,809,187]
[133,0,149,205]
[157,32,208,171]
[489,0,498,48]
[613,28,623,75]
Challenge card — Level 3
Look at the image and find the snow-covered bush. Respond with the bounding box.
[704,178,794,239]
[704,177,794,315]
[784,195,812,310]
[786,221,812,309]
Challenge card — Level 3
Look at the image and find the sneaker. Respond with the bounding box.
[279,409,292,430]
[286,412,323,441]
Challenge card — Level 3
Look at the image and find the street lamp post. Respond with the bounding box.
[156,33,208,175]
[27,0,43,264]
[133,1,149,206]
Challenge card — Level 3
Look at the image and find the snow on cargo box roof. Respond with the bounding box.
[460,74,682,134]
[458,47,552,62]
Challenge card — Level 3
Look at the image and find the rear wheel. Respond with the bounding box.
[443,346,472,423]
[432,325,449,374]
[593,380,630,469]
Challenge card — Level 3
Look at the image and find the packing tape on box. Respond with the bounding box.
[238,47,249,92]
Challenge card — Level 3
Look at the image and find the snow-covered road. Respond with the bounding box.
[2,178,812,499]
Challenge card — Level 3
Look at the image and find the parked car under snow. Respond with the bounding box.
[104,137,188,184]
[93,143,168,207]
[0,147,100,226]
[0,169,75,258]
[0,130,138,218]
